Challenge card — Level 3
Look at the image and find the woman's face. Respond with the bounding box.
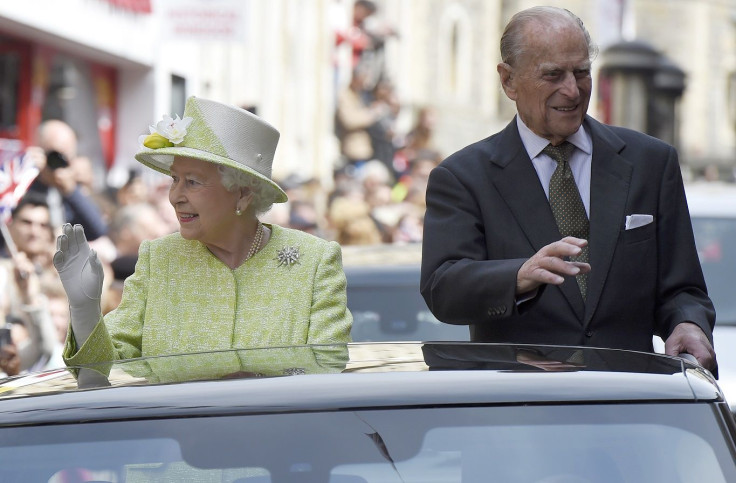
[169,157,241,245]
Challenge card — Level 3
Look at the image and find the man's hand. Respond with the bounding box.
[24,146,45,170]
[12,252,40,306]
[516,237,591,295]
[0,344,20,377]
[46,167,78,197]
[665,322,717,372]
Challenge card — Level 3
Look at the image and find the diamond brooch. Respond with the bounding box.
[276,246,300,267]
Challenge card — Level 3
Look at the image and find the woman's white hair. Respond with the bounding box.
[218,165,278,215]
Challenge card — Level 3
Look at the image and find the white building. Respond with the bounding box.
[1,0,734,195]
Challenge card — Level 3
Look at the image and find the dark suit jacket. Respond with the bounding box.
[420,116,715,352]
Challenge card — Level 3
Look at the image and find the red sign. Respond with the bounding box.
[102,0,152,14]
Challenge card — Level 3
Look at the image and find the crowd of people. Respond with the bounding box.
[0,119,174,376]
[267,109,441,247]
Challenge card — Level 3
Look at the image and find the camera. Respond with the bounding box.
[46,150,69,170]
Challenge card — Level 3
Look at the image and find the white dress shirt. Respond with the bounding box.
[516,116,593,217]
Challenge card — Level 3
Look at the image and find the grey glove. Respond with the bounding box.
[53,224,104,348]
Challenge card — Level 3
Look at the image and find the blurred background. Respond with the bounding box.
[1,0,736,248]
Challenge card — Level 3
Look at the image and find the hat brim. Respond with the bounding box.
[135,146,288,203]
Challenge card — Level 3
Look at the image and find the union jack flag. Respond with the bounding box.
[0,139,40,224]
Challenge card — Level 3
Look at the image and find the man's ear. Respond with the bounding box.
[497,62,517,101]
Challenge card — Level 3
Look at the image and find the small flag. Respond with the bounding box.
[0,139,40,224]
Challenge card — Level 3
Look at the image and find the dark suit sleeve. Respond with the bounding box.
[63,187,108,240]
[420,163,525,325]
[654,147,715,342]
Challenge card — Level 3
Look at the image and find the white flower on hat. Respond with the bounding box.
[155,115,192,144]
[138,114,193,149]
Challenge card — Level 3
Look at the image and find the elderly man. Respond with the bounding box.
[420,6,716,372]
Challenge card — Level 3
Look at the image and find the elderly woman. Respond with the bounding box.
[53,96,352,370]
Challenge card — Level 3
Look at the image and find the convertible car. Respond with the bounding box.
[0,343,733,482]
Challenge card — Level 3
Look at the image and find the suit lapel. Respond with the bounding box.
[583,119,633,325]
[490,119,586,320]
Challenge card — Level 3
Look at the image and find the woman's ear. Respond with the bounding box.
[497,62,517,101]
[236,188,255,212]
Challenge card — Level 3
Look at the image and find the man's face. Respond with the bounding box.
[499,21,592,145]
[8,205,53,258]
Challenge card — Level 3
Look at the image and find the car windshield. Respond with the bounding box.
[1,403,734,482]
[692,216,736,325]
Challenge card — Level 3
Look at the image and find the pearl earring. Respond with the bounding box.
[235,208,242,216]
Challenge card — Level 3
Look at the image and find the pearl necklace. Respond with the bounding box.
[245,221,264,262]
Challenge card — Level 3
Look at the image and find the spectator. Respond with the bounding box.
[70,155,97,196]
[335,0,378,70]
[392,209,424,244]
[39,277,70,368]
[28,119,108,241]
[0,270,20,377]
[116,170,150,206]
[334,67,381,172]
[366,78,401,175]
[288,200,322,237]
[104,202,169,313]
[334,0,396,86]
[0,195,59,373]
[107,202,171,258]
[4,192,56,273]
[329,197,382,246]
[104,254,137,315]
[404,107,442,163]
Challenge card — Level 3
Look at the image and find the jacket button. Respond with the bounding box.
[487,306,507,317]
[585,330,593,337]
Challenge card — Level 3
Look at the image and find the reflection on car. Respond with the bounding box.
[685,181,736,412]
[0,344,733,482]
[342,243,469,342]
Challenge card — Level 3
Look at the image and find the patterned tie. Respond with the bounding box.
[543,141,589,299]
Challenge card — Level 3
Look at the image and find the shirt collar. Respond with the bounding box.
[516,115,592,159]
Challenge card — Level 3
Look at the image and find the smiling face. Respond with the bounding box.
[168,158,241,246]
[498,19,592,145]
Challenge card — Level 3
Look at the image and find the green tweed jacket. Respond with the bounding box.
[64,224,352,372]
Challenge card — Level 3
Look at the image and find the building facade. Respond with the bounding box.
[1,0,735,194]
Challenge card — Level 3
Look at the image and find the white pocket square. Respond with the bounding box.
[625,214,654,230]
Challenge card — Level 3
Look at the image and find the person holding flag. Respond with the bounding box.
[0,139,60,373]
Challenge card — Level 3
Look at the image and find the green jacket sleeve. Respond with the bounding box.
[63,240,152,366]
[308,241,352,371]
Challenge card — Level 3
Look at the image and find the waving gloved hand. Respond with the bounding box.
[53,224,104,347]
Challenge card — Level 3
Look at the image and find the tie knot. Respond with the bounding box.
[543,141,575,164]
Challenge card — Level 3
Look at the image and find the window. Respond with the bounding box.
[438,6,472,102]
[171,75,186,118]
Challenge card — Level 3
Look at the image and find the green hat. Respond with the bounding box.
[134,96,287,203]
